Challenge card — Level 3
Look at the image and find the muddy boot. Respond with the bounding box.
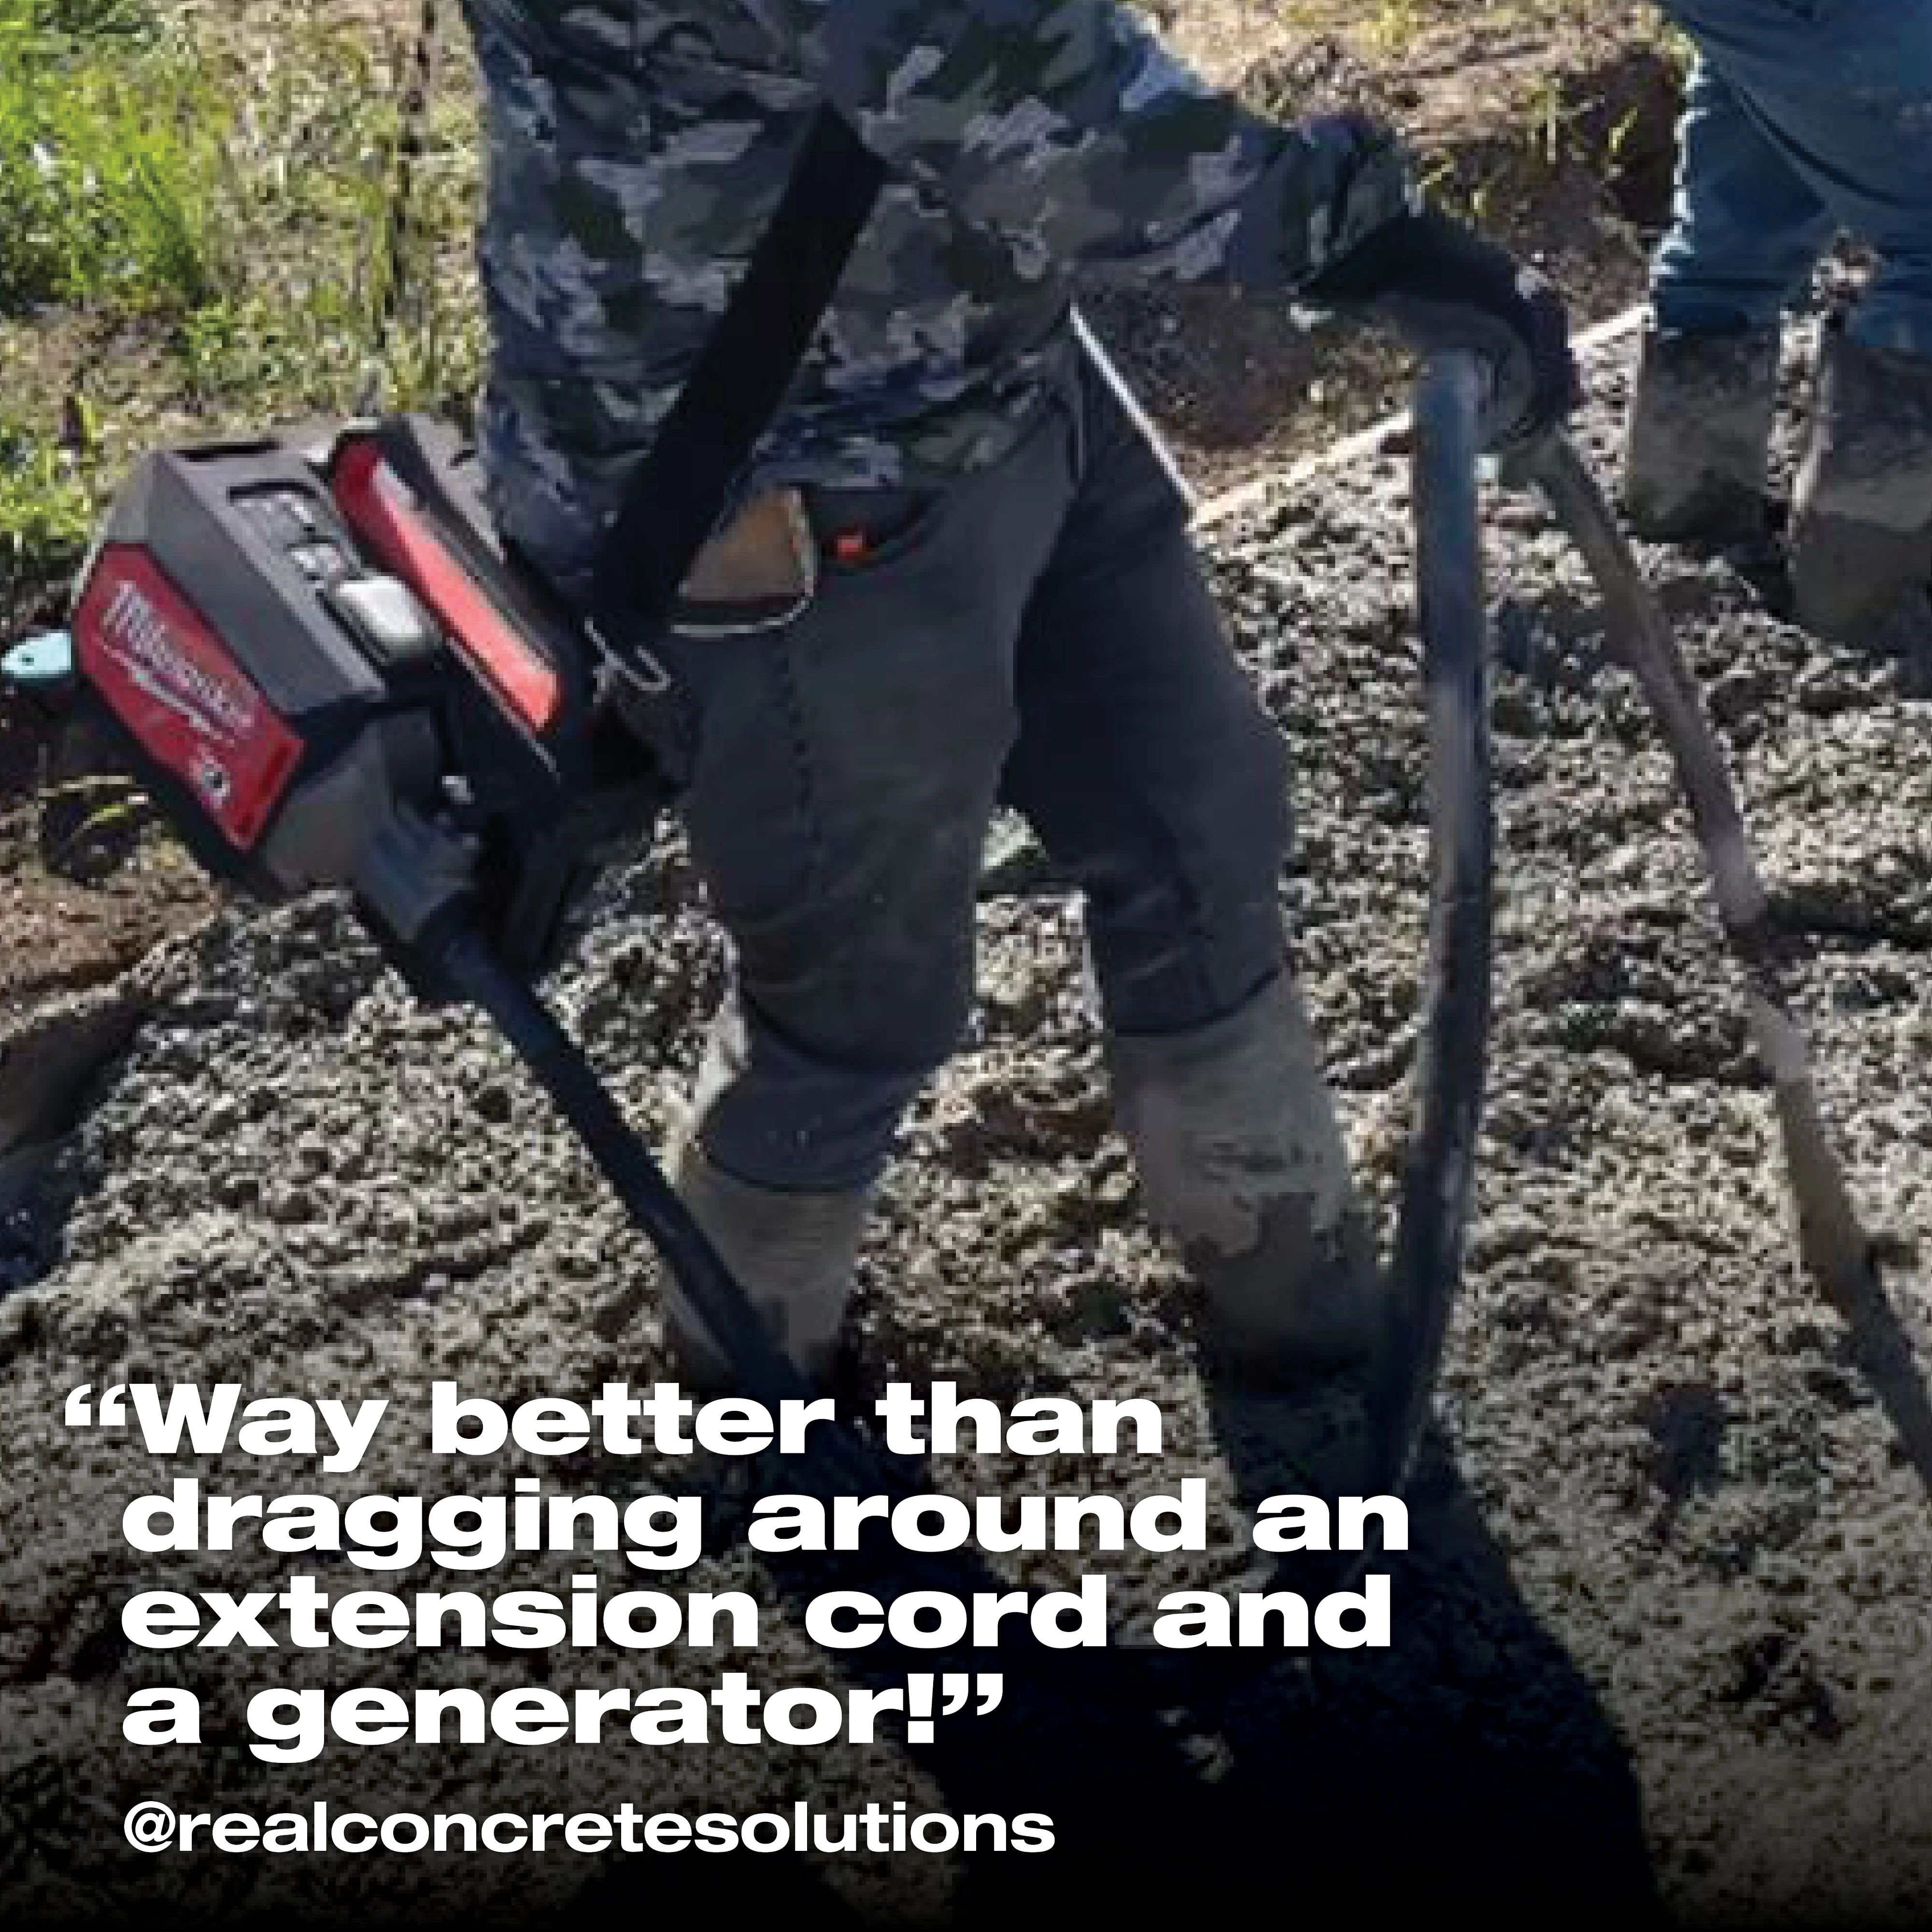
[1621,325,1780,542]
[660,1138,868,1393]
[1108,974,1385,1385]
[1788,328,1932,643]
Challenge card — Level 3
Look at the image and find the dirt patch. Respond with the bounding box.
[0,704,216,1030]
[1087,8,1675,494]
[0,701,216,1022]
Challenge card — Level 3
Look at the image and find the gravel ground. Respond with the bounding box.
[2,334,1929,1930]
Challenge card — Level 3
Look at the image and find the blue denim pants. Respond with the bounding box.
[1652,0,1932,358]
[626,341,1293,1194]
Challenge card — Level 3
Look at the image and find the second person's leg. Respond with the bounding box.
[1627,48,1832,540]
[1653,0,1932,632]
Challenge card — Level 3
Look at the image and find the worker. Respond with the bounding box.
[457,0,1577,1390]
[1624,0,1932,639]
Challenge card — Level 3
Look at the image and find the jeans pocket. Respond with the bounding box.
[672,488,820,639]
[669,586,817,640]
[802,479,957,575]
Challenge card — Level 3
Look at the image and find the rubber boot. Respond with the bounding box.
[1108,974,1385,1385]
[1788,327,1932,643]
[1621,325,1780,543]
[661,1138,868,1392]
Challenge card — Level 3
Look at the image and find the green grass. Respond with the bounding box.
[0,411,92,577]
[0,0,230,613]
[0,0,230,312]
[0,0,483,626]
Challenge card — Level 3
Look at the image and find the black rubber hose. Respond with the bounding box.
[1365,352,1496,1498]
[1518,434,1932,1501]
[1521,436,1880,1310]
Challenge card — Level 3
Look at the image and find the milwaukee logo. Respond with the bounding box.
[99,574,256,743]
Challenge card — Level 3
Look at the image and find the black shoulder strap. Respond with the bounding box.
[588,106,886,650]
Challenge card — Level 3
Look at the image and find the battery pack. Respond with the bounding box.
[71,436,442,895]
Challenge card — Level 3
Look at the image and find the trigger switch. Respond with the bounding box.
[329,574,441,670]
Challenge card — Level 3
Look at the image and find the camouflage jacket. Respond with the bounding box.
[460,0,1418,587]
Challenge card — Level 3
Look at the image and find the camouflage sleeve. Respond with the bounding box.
[728,0,1419,289]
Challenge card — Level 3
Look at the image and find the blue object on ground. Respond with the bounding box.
[1,630,75,695]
